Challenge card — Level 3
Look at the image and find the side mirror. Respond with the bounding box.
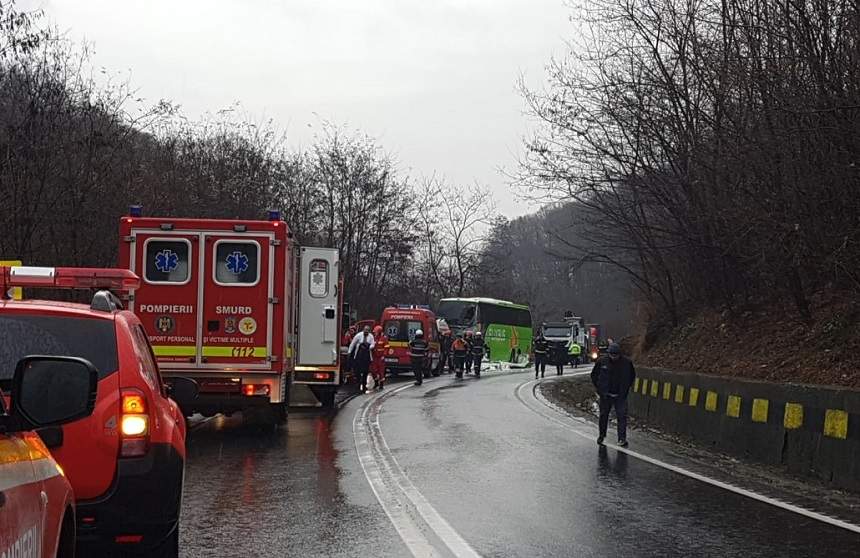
[166,377,199,405]
[11,356,98,429]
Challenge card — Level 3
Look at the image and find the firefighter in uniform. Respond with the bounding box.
[470,331,486,378]
[464,330,474,374]
[409,329,430,386]
[451,334,468,378]
[533,332,548,379]
[438,330,453,374]
[371,324,387,390]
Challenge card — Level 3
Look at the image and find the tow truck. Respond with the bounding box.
[118,207,343,423]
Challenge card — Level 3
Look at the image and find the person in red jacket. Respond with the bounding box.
[371,325,387,390]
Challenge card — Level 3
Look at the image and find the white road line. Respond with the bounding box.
[354,381,482,558]
[519,378,860,536]
[353,384,441,557]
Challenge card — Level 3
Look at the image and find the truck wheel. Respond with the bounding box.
[310,385,336,408]
[243,406,278,430]
[271,402,288,424]
[320,389,336,408]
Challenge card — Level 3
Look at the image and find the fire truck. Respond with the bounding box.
[118,207,342,423]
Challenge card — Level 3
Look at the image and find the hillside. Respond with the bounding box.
[636,291,860,389]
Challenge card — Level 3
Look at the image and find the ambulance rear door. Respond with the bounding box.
[127,230,201,368]
[296,247,339,366]
[200,233,276,370]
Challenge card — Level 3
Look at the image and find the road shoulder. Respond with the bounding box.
[537,375,860,527]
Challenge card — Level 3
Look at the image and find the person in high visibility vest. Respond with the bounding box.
[451,334,468,379]
[569,341,582,366]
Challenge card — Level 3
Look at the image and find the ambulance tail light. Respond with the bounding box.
[120,390,150,457]
[2,266,140,291]
[242,384,270,397]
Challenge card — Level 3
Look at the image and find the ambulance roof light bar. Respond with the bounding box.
[267,209,281,221]
[129,204,143,217]
[2,266,141,292]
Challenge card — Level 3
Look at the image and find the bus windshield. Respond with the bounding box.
[436,300,477,326]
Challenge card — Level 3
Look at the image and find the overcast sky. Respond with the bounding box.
[38,0,572,218]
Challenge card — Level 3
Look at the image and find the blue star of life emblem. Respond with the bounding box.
[155,249,179,273]
[226,251,249,274]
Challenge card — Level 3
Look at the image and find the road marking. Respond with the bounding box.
[519,378,860,536]
[353,381,482,558]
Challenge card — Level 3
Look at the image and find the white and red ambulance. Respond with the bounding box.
[118,208,342,423]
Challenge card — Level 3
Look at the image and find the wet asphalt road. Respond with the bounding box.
[180,366,860,557]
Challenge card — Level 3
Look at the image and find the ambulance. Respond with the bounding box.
[378,305,440,376]
[118,207,343,422]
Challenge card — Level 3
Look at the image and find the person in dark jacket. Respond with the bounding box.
[470,331,486,378]
[348,325,375,393]
[464,330,474,374]
[438,330,453,374]
[549,340,567,376]
[590,342,636,447]
[408,329,430,386]
[533,333,548,379]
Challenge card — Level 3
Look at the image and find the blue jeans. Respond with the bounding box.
[598,395,628,441]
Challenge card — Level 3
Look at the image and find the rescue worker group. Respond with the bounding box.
[344,325,635,448]
[346,326,490,390]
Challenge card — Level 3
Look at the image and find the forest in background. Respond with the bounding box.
[517,0,860,384]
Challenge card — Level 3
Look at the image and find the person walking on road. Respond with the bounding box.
[470,331,485,378]
[370,325,387,390]
[348,325,376,393]
[408,329,430,386]
[591,342,636,447]
[533,333,548,379]
[550,340,566,376]
[464,330,474,374]
[451,334,468,379]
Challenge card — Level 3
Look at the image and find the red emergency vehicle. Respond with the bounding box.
[0,355,97,558]
[378,305,440,375]
[118,208,343,418]
[0,266,193,556]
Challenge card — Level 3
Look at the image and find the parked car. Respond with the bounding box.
[0,266,197,557]
[0,355,98,558]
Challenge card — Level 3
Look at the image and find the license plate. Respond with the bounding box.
[384,358,399,363]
